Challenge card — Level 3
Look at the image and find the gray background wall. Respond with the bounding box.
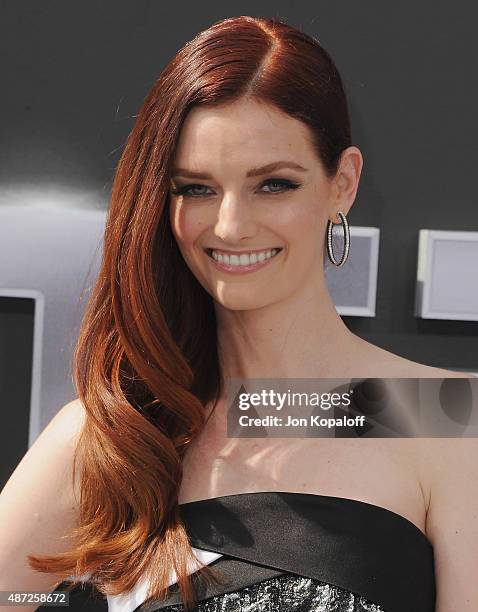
[1,0,478,424]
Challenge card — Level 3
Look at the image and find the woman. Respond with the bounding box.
[1,14,476,612]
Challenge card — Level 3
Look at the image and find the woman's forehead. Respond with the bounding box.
[173,102,316,173]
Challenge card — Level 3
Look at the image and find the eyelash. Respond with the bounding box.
[170,178,302,198]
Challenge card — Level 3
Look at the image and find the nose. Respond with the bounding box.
[214,194,256,243]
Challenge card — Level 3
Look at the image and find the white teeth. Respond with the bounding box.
[209,248,281,267]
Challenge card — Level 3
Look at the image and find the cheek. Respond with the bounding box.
[170,201,207,248]
[271,199,322,243]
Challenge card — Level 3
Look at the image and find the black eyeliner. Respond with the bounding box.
[170,178,302,197]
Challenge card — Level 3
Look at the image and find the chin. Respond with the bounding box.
[212,291,273,312]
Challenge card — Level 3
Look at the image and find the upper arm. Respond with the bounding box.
[422,438,478,611]
[0,399,86,610]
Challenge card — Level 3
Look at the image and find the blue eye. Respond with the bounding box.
[261,179,301,194]
[170,184,211,198]
[170,178,301,198]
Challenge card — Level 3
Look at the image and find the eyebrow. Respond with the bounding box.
[171,161,309,179]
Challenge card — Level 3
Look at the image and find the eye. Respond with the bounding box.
[170,184,212,198]
[260,178,301,194]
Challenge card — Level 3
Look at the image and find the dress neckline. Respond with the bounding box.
[179,490,430,546]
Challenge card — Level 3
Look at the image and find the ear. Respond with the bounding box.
[330,146,363,222]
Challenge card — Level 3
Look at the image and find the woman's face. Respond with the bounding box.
[169,97,353,311]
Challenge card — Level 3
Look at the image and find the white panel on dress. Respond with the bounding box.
[107,547,222,612]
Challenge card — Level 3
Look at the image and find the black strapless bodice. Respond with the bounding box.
[134,491,435,612]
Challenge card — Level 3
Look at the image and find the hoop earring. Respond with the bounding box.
[326,211,350,266]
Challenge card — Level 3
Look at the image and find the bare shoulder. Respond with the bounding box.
[44,398,87,448]
[353,337,475,379]
[417,437,478,610]
[0,398,87,601]
[410,363,476,379]
[31,398,86,442]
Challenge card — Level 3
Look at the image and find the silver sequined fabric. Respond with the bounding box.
[160,573,387,611]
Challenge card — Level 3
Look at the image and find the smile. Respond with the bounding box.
[204,247,283,273]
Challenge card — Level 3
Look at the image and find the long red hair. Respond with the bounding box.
[27,15,352,610]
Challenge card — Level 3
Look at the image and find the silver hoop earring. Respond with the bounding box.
[326,211,350,266]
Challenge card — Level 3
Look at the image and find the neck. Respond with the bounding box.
[214,275,363,380]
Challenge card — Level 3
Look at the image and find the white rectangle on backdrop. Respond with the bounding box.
[415,229,478,321]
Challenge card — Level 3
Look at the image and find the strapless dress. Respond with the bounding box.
[107,491,435,612]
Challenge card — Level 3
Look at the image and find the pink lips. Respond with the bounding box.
[205,249,282,274]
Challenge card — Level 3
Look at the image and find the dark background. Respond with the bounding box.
[0,298,33,490]
[1,1,477,609]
